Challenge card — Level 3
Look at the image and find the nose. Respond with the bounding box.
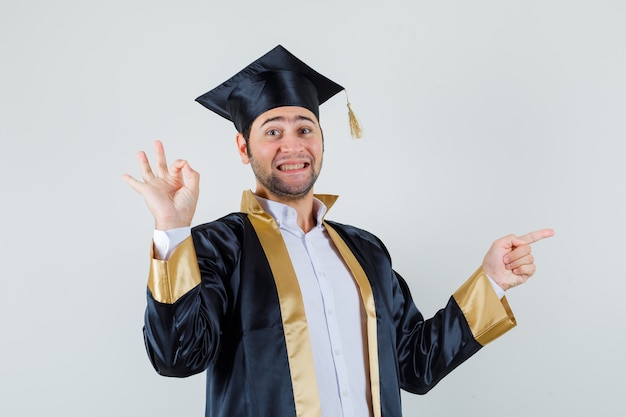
[279,132,303,153]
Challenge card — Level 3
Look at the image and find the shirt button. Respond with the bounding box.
[341,390,348,397]
[327,309,334,315]
[334,349,341,356]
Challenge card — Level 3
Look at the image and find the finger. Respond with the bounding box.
[137,151,156,181]
[154,140,169,177]
[515,228,555,245]
[503,244,531,264]
[506,253,534,271]
[121,173,145,194]
[511,263,536,279]
[169,159,188,179]
[182,162,200,195]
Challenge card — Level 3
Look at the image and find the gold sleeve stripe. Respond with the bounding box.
[452,268,517,346]
[147,236,202,304]
[325,223,381,417]
[246,211,322,417]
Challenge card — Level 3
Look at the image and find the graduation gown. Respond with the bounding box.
[144,191,516,417]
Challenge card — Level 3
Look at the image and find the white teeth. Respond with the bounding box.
[279,163,306,171]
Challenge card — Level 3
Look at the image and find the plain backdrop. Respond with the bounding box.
[1,1,624,416]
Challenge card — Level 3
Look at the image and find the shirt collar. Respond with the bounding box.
[239,190,338,231]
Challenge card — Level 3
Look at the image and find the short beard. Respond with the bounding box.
[248,153,322,202]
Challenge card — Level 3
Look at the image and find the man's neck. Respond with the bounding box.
[256,190,316,233]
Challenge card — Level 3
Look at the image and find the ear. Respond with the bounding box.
[236,133,250,164]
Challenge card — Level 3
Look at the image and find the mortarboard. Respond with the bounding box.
[196,45,361,138]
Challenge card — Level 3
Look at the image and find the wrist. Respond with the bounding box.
[155,217,192,231]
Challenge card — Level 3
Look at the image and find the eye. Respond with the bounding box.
[299,127,312,135]
[266,129,281,137]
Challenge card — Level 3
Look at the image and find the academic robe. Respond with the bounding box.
[144,191,516,417]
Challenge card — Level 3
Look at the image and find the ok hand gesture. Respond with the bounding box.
[122,140,200,230]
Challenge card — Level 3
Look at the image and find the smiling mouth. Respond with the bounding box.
[278,163,308,171]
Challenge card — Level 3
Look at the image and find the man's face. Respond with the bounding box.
[237,106,324,202]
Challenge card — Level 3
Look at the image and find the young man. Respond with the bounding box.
[123,45,554,417]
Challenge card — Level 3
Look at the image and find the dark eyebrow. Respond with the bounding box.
[260,114,316,128]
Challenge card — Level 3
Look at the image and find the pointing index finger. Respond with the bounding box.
[517,228,555,245]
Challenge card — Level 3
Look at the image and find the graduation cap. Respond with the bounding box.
[196,45,361,138]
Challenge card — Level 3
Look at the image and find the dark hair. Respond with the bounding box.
[241,126,251,143]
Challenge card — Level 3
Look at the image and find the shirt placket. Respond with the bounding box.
[304,230,356,417]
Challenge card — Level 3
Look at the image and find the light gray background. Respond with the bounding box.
[1,1,624,416]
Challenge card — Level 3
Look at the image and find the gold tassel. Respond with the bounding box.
[346,92,362,139]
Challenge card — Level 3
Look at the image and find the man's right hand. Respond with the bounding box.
[122,140,200,230]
